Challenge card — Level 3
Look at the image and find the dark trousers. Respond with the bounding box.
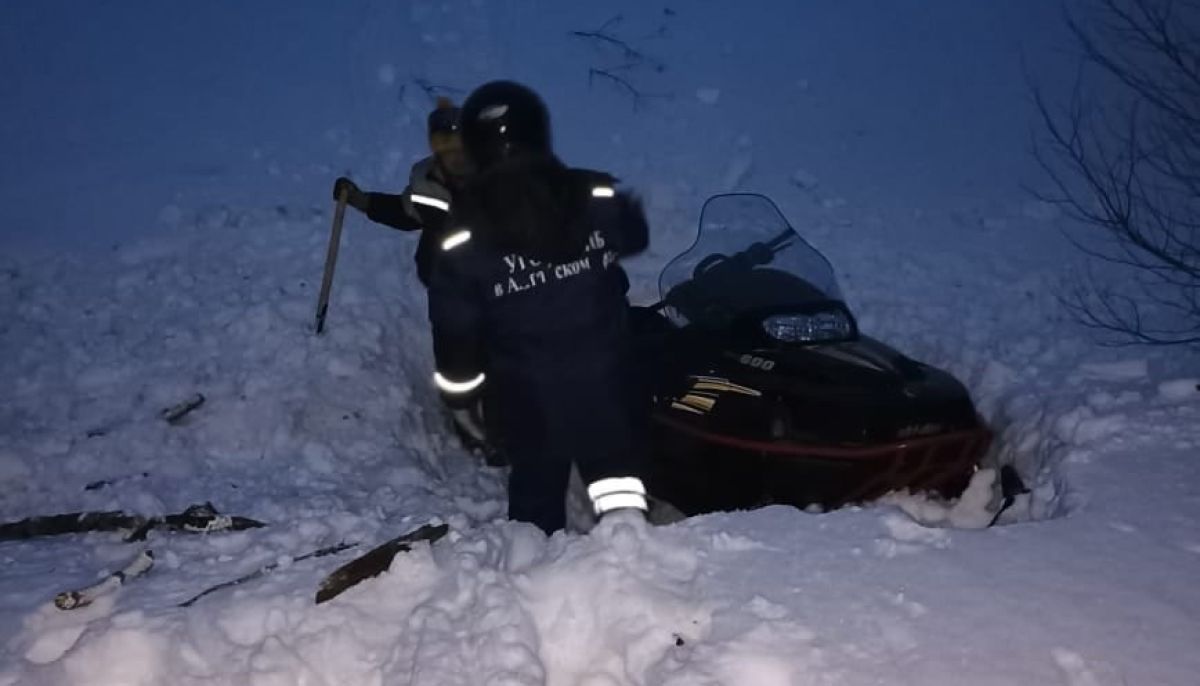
[495,368,646,534]
[507,446,573,534]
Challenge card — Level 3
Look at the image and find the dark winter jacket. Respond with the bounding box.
[427,152,652,535]
[364,157,460,285]
[427,155,647,389]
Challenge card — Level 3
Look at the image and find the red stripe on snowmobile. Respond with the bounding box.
[653,414,991,462]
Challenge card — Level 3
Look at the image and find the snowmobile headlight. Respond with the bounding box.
[762,312,852,343]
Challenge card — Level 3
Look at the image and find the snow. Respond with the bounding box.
[881,468,999,530]
[1075,359,1150,382]
[1158,378,1200,403]
[3,1,1200,684]
[695,88,721,105]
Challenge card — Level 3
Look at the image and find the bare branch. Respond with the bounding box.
[1034,0,1200,347]
[412,78,465,104]
[585,68,671,110]
[569,13,672,108]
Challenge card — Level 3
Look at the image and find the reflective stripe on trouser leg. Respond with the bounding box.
[587,476,648,515]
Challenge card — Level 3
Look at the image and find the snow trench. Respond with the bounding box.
[3,198,1191,686]
[838,230,1147,527]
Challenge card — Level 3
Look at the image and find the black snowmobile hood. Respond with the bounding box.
[730,336,922,396]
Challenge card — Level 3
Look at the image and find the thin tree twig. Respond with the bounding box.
[1032,0,1200,347]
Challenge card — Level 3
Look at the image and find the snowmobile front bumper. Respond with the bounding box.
[650,415,992,513]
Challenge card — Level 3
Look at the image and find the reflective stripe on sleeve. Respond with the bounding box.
[411,194,451,211]
[433,371,485,394]
[441,229,471,251]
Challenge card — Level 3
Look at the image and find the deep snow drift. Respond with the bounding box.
[3,2,1200,684]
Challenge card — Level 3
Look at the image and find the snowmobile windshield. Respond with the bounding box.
[659,194,844,329]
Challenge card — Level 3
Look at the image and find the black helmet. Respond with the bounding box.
[461,81,551,170]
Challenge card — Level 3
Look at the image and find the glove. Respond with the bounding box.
[332,177,369,211]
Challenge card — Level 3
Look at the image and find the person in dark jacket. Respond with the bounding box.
[332,98,467,286]
[428,80,651,534]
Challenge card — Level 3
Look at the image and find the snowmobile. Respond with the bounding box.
[633,193,992,516]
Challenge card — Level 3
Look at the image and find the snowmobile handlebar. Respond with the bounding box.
[649,229,797,313]
[691,229,794,281]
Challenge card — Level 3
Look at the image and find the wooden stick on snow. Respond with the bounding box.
[55,550,155,611]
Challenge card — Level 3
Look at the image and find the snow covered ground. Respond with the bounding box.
[3,2,1200,684]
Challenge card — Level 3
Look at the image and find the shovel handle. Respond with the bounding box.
[314,189,350,335]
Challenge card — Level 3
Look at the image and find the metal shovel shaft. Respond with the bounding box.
[314,189,350,335]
